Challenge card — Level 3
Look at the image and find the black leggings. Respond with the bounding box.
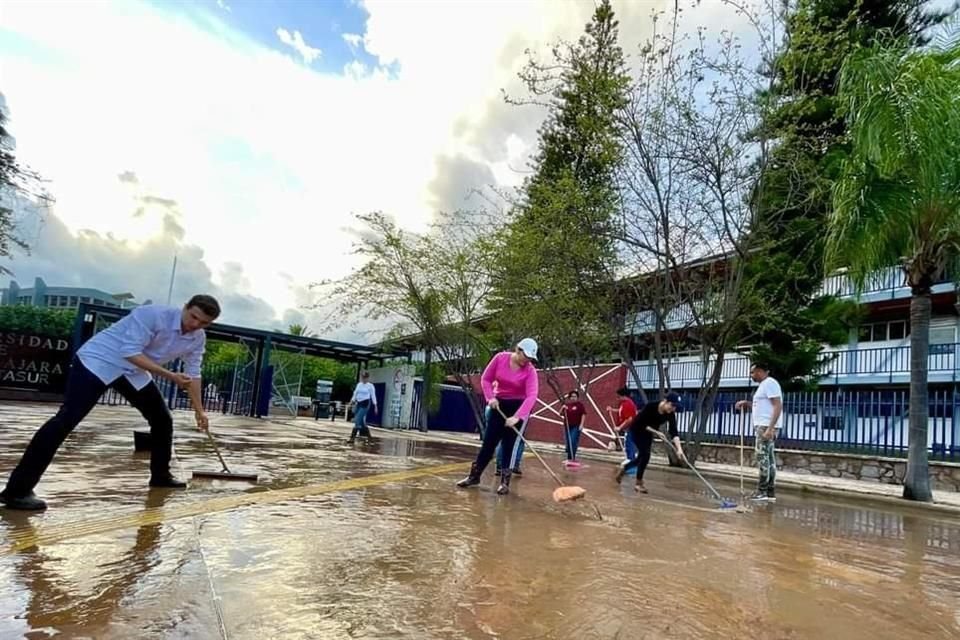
[621,429,654,481]
[2,357,175,497]
[474,399,525,474]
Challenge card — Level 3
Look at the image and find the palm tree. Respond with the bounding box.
[288,323,315,338]
[826,37,960,501]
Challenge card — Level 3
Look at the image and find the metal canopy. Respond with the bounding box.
[74,303,408,364]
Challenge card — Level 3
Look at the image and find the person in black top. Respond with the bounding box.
[614,392,685,493]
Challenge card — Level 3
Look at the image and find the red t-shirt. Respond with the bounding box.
[562,401,586,427]
[618,397,637,427]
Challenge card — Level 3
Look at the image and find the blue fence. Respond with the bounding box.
[677,389,959,461]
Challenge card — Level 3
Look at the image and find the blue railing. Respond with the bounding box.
[676,389,958,461]
[633,343,960,388]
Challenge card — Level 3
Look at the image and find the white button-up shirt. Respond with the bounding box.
[77,304,207,390]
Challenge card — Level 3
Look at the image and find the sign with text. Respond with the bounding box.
[0,331,72,393]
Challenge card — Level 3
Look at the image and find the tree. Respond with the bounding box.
[319,212,494,430]
[287,323,315,337]
[0,305,75,337]
[490,0,629,411]
[0,93,45,273]
[745,0,950,387]
[826,37,960,501]
[615,2,783,464]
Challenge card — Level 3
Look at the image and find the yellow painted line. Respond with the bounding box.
[2,461,469,557]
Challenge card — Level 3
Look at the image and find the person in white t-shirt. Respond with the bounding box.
[735,363,782,502]
[348,371,378,443]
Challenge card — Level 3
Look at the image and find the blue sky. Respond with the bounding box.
[160,0,385,74]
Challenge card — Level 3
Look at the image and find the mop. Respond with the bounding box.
[192,430,259,482]
[496,408,601,519]
[645,427,741,511]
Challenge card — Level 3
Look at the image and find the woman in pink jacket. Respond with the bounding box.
[456,338,539,495]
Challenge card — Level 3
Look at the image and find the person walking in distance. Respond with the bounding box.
[736,363,782,502]
[457,338,539,495]
[0,295,221,511]
[348,371,378,443]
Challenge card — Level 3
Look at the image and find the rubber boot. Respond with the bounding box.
[456,462,482,488]
[496,469,512,495]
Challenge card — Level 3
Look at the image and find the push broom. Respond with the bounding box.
[496,408,601,519]
[646,427,741,511]
[192,429,258,482]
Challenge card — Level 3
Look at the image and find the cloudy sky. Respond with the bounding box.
[0,0,748,341]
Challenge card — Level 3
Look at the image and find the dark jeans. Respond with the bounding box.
[1,358,175,498]
[474,399,525,474]
[621,429,654,482]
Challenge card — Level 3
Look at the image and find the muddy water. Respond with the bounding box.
[0,404,958,639]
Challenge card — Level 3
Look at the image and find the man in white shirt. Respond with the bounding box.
[0,295,220,511]
[735,362,782,502]
[347,371,378,443]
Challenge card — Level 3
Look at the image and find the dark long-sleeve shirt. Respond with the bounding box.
[628,401,678,440]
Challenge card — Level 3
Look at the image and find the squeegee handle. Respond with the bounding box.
[205,430,231,473]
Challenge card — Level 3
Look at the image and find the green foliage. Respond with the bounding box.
[0,96,41,272]
[744,0,946,385]
[491,0,628,375]
[827,41,960,288]
[321,212,494,426]
[826,36,960,501]
[0,305,75,337]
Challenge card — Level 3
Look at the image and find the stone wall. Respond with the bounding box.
[695,442,960,492]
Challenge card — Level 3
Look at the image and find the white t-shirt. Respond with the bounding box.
[753,377,782,428]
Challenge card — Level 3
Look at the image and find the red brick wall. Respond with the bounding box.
[469,362,627,450]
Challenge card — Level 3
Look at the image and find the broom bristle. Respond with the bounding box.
[553,486,586,502]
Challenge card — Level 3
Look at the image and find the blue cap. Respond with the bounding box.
[665,392,683,411]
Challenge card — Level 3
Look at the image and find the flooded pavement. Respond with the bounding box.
[1,404,959,639]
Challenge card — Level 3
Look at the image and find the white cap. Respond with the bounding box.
[517,338,539,361]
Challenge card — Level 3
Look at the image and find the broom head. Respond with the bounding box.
[553,485,586,502]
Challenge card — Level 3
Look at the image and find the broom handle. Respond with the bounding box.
[204,429,231,473]
[739,406,745,500]
[646,427,725,502]
[496,407,565,488]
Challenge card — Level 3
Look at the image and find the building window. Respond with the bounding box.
[69,296,78,307]
[888,321,907,340]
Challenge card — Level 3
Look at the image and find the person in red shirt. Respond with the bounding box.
[560,391,587,462]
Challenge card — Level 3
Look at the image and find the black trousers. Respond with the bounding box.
[2,358,175,498]
[474,399,525,474]
[622,429,654,481]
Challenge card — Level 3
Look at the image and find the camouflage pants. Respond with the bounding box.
[755,427,777,494]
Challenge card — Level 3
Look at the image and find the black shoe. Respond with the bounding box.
[512,469,522,477]
[0,491,47,511]
[149,475,187,489]
[456,463,482,489]
[496,470,512,495]
[494,467,501,477]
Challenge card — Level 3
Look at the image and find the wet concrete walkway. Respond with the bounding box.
[1,404,959,639]
[361,421,960,512]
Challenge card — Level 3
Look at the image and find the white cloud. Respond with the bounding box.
[215,0,231,13]
[0,0,762,343]
[342,32,363,49]
[275,27,322,64]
